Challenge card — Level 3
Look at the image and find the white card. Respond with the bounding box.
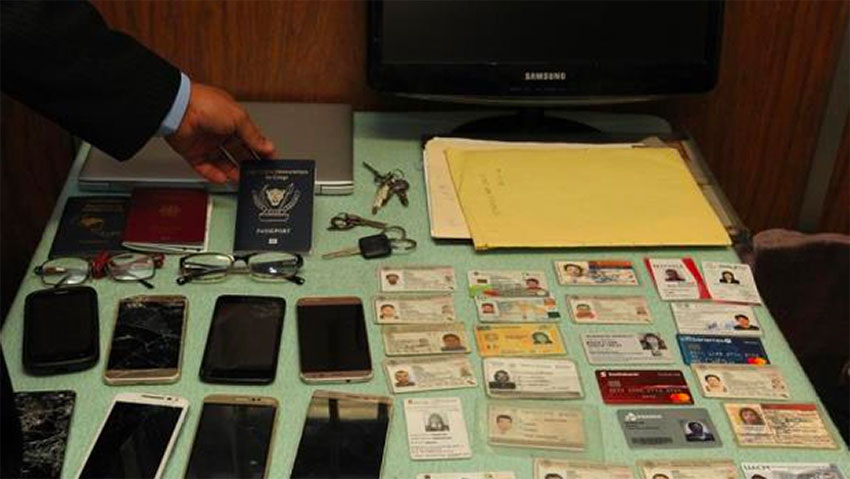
[385,356,478,394]
[638,460,738,479]
[404,397,471,460]
[581,332,674,365]
[380,266,457,292]
[554,260,639,286]
[383,324,470,356]
[534,458,634,479]
[645,258,708,301]
[483,357,583,399]
[417,473,516,479]
[488,403,586,451]
[741,463,845,479]
[702,261,763,304]
[693,364,790,400]
[374,295,456,324]
[568,295,652,324]
[467,270,550,297]
[671,302,762,337]
[475,295,560,322]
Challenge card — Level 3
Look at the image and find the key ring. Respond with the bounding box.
[329,212,358,230]
[382,225,417,253]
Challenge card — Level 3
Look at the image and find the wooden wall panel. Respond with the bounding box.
[820,115,849,233]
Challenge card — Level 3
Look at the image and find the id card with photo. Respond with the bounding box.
[404,397,471,460]
[467,270,549,297]
[554,260,639,286]
[678,335,769,365]
[383,324,470,356]
[475,324,566,357]
[581,332,674,365]
[671,302,762,337]
[597,370,693,405]
[645,258,709,301]
[380,266,457,292]
[693,364,790,400]
[483,357,583,399]
[417,473,516,479]
[475,296,561,323]
[702,261,763,305]
[374,295,456,324]
[741,463,845,479]
[533,459,634,479]
[724,403,838,449]
[618,408,721,449]
[385,356,478,394]
[488,403,586,451]
[638,460,738,479]
[568,295,652,324]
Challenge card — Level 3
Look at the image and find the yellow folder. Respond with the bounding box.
[446,147,730,250]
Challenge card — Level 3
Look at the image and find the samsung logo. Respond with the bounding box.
[524,72,566,81]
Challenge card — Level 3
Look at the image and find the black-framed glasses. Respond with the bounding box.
[176,252,305,285]
[34,253,162,289]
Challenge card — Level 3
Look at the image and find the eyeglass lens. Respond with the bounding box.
[39,257,90,286]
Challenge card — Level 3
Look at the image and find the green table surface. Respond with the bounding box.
[2,111,848,479]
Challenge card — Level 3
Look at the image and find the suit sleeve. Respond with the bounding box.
[1,1,181,160]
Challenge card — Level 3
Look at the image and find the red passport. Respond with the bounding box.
[122,188,211,253]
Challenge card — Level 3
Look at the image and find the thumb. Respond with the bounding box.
[235,111,276,158]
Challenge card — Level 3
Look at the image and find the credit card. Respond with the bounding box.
[618,408,722,449]
[597,370,693,405]
[677,335,769,365]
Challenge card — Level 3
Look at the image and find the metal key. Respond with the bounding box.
[328,212,388,231]
[322,233,393,260]
[363,162,389,184]
[372,180,391,214]
[390,177,410,206]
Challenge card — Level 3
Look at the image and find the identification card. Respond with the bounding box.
[417,473,516,479]
[741,463,845,479]
[638,460,738,479]
[385,356,477,394]
[380,266,457,292]
[678,335,769,365]
[533,459,634,479]
[404,397,471,460]
[597,370,693,405]
[645,258,709,301]
[554,260,639,286]
[724,403,838,449]
[702,261,763,304]
[618,408,721,449]
[483,357,583,399]
[671,302,762,337]
[568,295,652,324]
[581,332,674,365]
[488,403,586,451]
[475,324,566,357]
[475,296,560,322]
[374,295,456,324]
[467,270,549,297]
[383,324,470,356]
[693,364,790,400]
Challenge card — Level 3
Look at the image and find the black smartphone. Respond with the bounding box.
[296,297,372,383]
[200,295,286,384]
[23,286,99,375]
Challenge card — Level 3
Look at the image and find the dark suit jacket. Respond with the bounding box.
[1,1,180,160]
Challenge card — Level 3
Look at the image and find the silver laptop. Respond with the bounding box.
[78,102,353,195]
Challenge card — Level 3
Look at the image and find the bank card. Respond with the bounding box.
[554,260,639,286]
[385,356,477,394]
[404,397,471,460]
[724,403,838,449]
[374,295,456,324]
[678,335,769,365]
[645,258,710,301]
[693,364,790,400]
[533,459,634,479]
[618,408,721,449]
[581,332,674,365]
[671,302,762,337]
[383,324,470,356]
[597,370,693,405]
[417,473,516,479]
[475,296,560,322]
[568,295,652,324]
[483,357,583,399]
[702,261,763,305]
[467,270,549,297]
[380,266,457,292]
[741,463,845,479]
[475,324,566,357]
[488,403,586,451]
[638,460,738,479]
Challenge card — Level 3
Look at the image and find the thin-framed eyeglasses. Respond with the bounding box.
[33,253,163,288]
[176,252,305,285]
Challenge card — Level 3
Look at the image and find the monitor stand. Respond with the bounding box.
[451,107,600,141]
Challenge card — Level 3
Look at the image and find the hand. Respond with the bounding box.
[166,82,275,183]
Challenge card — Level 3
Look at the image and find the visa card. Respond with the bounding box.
[597,370,693,405]
[677,335,769,365]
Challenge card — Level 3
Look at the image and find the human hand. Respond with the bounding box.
[166,82,275,183]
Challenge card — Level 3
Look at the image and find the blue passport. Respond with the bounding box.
[234,160,315,253]
[677,334,770,365]
[49,196,129,258]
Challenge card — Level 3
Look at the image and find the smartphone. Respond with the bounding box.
[200,295,285,384]
[104,295,188,385]
[77,392,188,479]
[296,297,372,383]
[184,395,279,479]
[14,390,76,479]
[290,390,392,478]
[23,286,99,375]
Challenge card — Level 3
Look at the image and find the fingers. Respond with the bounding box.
[234,109,276,158]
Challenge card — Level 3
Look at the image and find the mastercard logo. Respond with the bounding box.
[670,393,692,403]
[747,357,768,365]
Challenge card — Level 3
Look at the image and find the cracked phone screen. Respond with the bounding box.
[107,297,186,371]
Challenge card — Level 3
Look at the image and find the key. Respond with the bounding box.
[363,162,388,184]
[390,177,410,206]
[322,233,393,260]
[328,213,388,231]
[372,181,391,214]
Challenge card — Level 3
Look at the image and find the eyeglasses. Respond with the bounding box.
[176,252,305,285]
[34,253,163,288]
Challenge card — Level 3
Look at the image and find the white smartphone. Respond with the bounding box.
[76,392,188,479]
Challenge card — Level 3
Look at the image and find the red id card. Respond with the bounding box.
[596,370,693,405]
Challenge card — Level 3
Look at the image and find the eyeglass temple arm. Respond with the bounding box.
[175,266,230,285]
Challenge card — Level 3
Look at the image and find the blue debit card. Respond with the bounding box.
[677,335,770,365]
